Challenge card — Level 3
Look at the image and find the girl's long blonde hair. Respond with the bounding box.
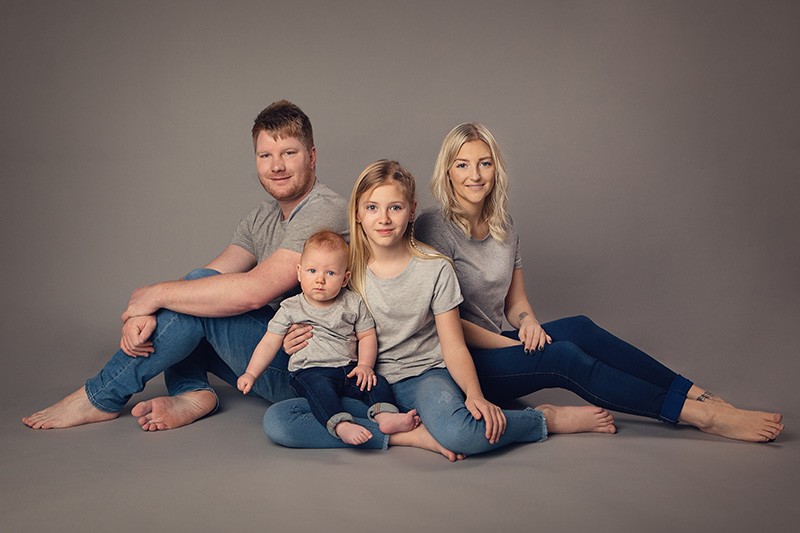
[430,122,511,241]
[348,160,445,300]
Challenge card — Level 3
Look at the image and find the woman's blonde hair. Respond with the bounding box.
[348,159,445,299]
[431,122,510,241]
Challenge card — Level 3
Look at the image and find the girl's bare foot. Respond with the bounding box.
[374,408,420,435]
[130,390,217,431]
[688,385,733,407]
[680,400,783,442]
[22,388,119,429]
[335,421,373,445]
[537,404,617,434]
[389,423,466,462]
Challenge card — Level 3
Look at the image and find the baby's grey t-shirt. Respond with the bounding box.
[267,289,375,373]
[415,208,521,334]
[366,255,463,384]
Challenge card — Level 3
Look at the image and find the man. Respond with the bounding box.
[23,100,348,431]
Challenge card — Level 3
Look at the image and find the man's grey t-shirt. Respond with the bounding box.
[231,181,348,309]
[267,289,375,373]
[367,254,463,384]
[415,208,521,334]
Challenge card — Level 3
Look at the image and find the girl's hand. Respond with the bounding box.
[465,395,507,444]
[518,317,552,353]
[347,364,377,391]
[283,323,312,355]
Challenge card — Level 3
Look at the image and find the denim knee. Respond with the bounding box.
[184,268,221,281]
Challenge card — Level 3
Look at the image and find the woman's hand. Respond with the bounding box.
[465,395,507,444]
[120,315,157,357]
[283,323,312,355]
[346,364,377,391]
[518,316,551,353]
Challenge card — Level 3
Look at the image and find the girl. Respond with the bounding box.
[413,122,783,443]
[265,160,615,460]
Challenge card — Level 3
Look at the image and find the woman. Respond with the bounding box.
[411,122,782,443]
[265,160,615,460]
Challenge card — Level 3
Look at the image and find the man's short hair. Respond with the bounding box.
[252,99,314,151]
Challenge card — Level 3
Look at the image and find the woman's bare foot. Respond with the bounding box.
[537,404,617,434]
[22,388,119,429]
[389,423,466,462]
[688,385,733,407]
[130,390,217,431]
[680,400,783,442]
[335,421,373,445]
[374,409,420,435]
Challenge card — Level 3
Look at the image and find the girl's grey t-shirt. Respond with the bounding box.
[366,254,463,384]
[267,289,374,373]
[415,208,521,334]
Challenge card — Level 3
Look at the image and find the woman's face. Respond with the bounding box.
[448,140,495,210]
[356,181,414,251]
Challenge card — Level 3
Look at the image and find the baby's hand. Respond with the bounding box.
[237,373,256,395]
[347,364,377,391]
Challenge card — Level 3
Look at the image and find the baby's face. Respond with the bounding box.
[297,246,350,306]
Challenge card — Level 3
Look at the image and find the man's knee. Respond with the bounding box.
[184,268,221,281]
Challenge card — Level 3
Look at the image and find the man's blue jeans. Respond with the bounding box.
[264,368,548,455]
[84,269,295,413]
[472,315,693,424]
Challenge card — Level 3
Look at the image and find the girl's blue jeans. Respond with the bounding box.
[83,269,295,413]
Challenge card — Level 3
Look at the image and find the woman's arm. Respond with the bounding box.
[504,268,551,352]
[460,319,520,349]
[434,308,506,444]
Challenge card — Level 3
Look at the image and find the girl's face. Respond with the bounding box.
[447,140,495,210]
[356,181,414,250]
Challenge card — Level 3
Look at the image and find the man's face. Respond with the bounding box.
[254,131,316,204]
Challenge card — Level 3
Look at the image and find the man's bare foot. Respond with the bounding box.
[688,385,733,407]
[335,421,373,445]
[537,404,617,434]
[374,408,420,435]
[22,388,119,429]
[389,423,466,462]
[680,401,783,442]
[131,390,217,431]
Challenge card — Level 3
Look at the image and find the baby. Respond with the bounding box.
[238,230,418,444]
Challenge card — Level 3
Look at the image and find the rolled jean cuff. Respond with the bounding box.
[525,407,549,442]
[660,374,693,424]
[367,402,399,422]
[84,382,122,413]
[326,412,354,438]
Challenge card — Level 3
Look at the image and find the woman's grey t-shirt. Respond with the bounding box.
[267,289,374,373]
[366,255,463,384]
[415,208,521,334]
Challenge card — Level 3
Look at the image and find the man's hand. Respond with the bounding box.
[283,323,312,355]
[120,315,157,357]
[121,284,161,322]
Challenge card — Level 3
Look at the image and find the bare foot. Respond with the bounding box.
[389,423,466,462]
[335,421,373,445]
[131,390,217,431]
[537,404,617,434]
[681,401,783,442]
[22,388,119,429]
[688,385,733,407]
[374,408,420,435]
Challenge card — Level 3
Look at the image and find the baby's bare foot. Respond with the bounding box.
[131,390,217,431]
[374,409,420,435]
[22,388,118,429]
[335,421,373,445]
[537,404,617,435]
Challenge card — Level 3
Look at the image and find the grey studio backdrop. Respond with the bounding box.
[1,1,798,533]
